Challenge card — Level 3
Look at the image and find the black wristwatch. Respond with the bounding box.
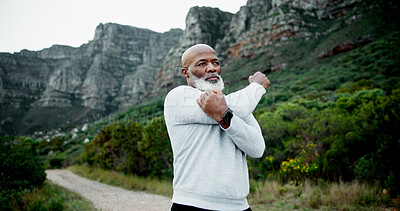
[219,108,233,125]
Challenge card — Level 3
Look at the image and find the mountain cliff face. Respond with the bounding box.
[151,6,233,94]
[0,0,360,135]
[152,0,357,92]
[218,0,357,58]
[0,23,182,134]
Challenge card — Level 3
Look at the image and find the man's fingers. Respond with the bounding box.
[196,98,202,107]
[213,90,222,95]
[205,90,214,95]
[200,94,206,102]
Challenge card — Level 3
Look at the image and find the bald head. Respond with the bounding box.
[181,44,216,69]
[181,44,222,89]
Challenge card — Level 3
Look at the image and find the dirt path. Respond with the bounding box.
[46,170,172,211]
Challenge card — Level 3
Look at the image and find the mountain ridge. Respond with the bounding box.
[0,0,372,135]
[0,23,182,134]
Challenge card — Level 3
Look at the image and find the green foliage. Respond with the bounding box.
[39,137,64,155]
[280,143,319,181]
[245,33,400,195]
[82,121,145,174]
[336,79,375,94]
[49,152,69,169]
[354,154,376,182]
[0,136,46,210]
[19,181,96,211]
[38,132,90,169]
[359,0,400,31]
[139,116,173,178]
[251,31,400,110]
[250,87,400,197]
[82,117,173,178]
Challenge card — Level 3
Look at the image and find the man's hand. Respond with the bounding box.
[249,71,270,90]
[197,90,228,122]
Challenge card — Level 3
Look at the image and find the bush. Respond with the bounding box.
[39,137,65,156]
[83,121,145,174]
[0,136,46,210]
[49,152,69,169]
[140,116,173,178]
[82,116,173,179]
[354,154,376,182]
[252,87,400,196]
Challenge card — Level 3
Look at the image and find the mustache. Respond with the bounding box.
[204,73,221,80]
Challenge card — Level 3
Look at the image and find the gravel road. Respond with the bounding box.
[46,170,172,211]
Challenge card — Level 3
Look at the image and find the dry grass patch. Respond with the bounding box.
[249,179,391,210]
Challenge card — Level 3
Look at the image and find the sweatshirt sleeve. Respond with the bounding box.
[164,86,216,125]
[225,82,266,118]
[221,113,266,158]
[164,83,266,126]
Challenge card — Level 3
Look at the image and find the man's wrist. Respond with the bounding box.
[251,81,268,90]
[219,108,233,126]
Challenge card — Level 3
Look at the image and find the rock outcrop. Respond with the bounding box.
[217,0,357,60]
[153,0,358,92]
[0,23,182,134]
[1,23,182,111]
[151,7,233,94]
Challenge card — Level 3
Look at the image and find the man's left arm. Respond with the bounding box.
[222,113,265,158]
[224,71,270,119]
[197,90,266,158]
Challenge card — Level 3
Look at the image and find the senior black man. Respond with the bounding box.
[164,44,270,211]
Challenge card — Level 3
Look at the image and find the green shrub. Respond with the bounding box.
[0,136,46,210]
[139,116,173,178]
[83,121,145,174]
[82,117,173,179]
[354,154,376,182]
[39,137,65,155]
[251,87,400,196]
[49,152,69,169]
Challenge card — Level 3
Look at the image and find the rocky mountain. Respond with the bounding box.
[151,6,233,94]
[0,23,182,134]
[1,0,362,135]
[153,0,358,93]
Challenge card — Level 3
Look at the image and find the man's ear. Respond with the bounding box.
[182,68,190,78]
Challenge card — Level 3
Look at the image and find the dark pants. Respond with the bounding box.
[171,203,252,211]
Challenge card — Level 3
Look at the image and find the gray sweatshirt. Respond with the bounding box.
[164,82,266,210]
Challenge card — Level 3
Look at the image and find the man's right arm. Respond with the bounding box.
[225,82,266,118]
[225,71,270,117]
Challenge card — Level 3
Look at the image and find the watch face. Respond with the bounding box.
[223,108,233,123]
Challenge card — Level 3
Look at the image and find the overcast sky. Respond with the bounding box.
[0,0,247,53]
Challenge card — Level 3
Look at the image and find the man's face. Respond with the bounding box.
[182,45,224,91]
[187,48,221,79]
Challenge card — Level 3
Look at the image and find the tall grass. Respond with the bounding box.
[249,179,391,210]
[68,165,173,197]
[68,165,393,210]
[18,180,96,211]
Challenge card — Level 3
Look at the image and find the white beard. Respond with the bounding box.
[189,72,225,92]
